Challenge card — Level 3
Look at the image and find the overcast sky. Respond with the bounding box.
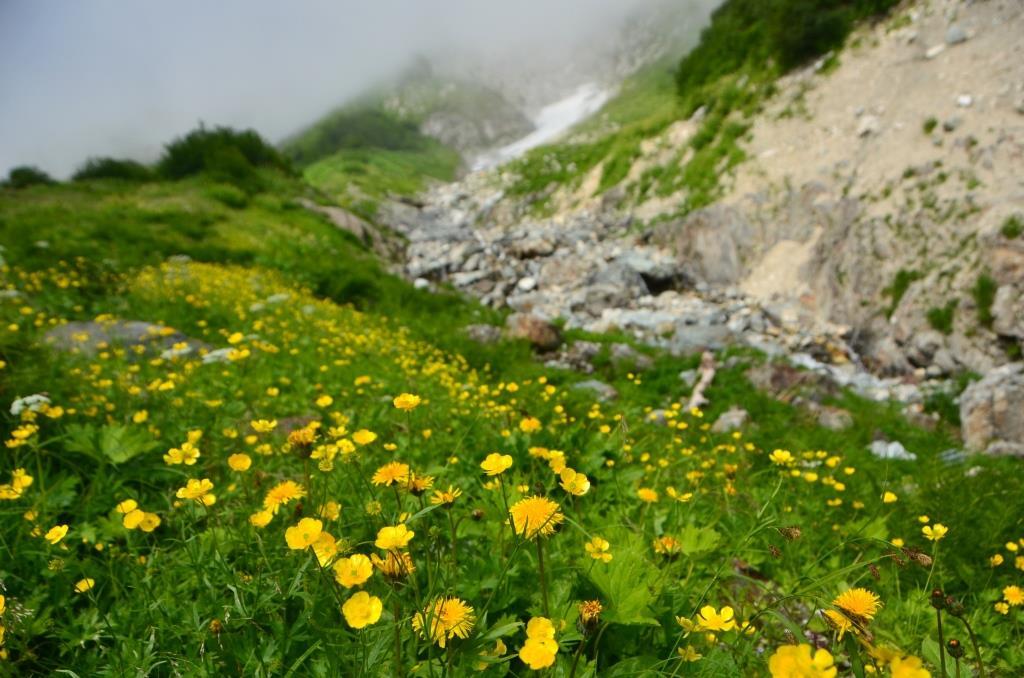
[0,0,680,178]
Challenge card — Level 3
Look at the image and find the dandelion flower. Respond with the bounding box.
[263,480,305,512]
[412,597,476,647]
[342,591,383,629]
[1004,585,1024,606]
[430,486,462,507]
[832,588,881,621]
[509,496,564,539]
[480,453,513,476]
[637,487,658,503]
[767,644,836,678]
[372,461,410,486]
[375,524,415,550]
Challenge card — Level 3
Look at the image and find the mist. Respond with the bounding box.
[0,0,716,178]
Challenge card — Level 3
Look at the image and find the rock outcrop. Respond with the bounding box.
[960,363,1024,456]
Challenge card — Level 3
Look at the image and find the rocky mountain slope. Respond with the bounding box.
[375,0,1023,453]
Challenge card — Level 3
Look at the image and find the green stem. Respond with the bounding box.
[961,617,986,678]
[393,596,403,677]
[937,608,947,678]
[537,538,551,618]
[569,636,587,678]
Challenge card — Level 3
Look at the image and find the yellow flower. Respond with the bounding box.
[584,536,612,563]
[480,453,513,476]
[352,429,377,445]
[994,601,1009,614]
[45,524,69,544]
[430,486,462,507]
[769,450,794,465]
[319,501,341,520]
[922,524,948,541]
[375,524,415,550]
[559,468,590,496]
[637,487,658,503]
[822,610,853,639]
[342,591,383,629]
[678,646,702,662]
[767,644,837,678]
[132,410,148,424]
[315,394,333,408]
[371,551,416,579]
[393,393,422,410]
[509,496,564,539]
[176,478,216,505]
[251,419,277,433]
[249,510,274,528]
[264,480,305,511]
[889,655,930,678]
[1004,585,1024,606]
[123,508,146,529]
[138,512,161,532]
[372,461,410,486]
[412,597,476,647]
[882,491,898,504]
[696,605,736,632]
[519,417,541,433]
[115,499,138,514]
[285,518,323,550]
[518,617,558,669]
[74,578,95,594]
[312,531,338,566]
[228,453,252,471]
[832,588,881,621]
[333,554,373,588]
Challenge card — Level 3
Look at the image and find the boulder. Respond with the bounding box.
[464,324,503,344]
[945,25,968,45]
[609,343,654,370]
[505,313,562,351]
[668,324,733,355]
[44,320,207,357]
[960,363,1024,455]
[992,285,1024,339]
[711,407,749,433]
[571,379,618,402]
[869,439,917,461]
[816,406,854,431]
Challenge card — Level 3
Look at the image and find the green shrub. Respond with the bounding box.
[972,273,997,328]
[4,165,56,189]
[922,117,938,134]
[205,184,248,209]
[73,157,155,182]
[926,300,957,335]
[882,269,921,317]
[1001,214,1023,239]
[284,108,430,167]
[158,125,292,190]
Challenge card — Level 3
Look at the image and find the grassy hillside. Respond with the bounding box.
[1,127,1023,675]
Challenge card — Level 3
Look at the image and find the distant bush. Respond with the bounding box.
[676,0,900,103]
[4,165,56,189]
[882,269,921,318]
[205,184,248,209]
[972,273,997,329]
[284,108,430,167]
[158,125,292,191]
[926,301,957,335]
[73,157,155,182]
[1001,214,1023,239]
[922,117,938,135]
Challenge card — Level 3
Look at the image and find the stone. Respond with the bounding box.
[711,407,749,432]
[609,342,654,370]
[678,369,699,388]
[667,324,733,355]
[992,285,1024,338]
[945,25,968,45]
[413,278,430,290]
[942,117,962,132]
[464,324,503,344]
[44,320,207,358]
[960,363,1024,454]
[571,379,618,402]
[857,115,881,137]
[817,406,854,431]
[925,44,945,59]
[517,276,538,292]
[869,439,917,461]
[957,94,973,108]
[505,313,562,351]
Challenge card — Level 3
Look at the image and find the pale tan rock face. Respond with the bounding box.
[504,312,562,351]
[960,363,1024,456]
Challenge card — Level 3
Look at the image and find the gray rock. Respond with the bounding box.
[464,324,503,344]
[857,115,881,137]
[609,343,654,370]
[712,407,748,433]
[667,324,733,355]
[517,276,538,292]
[992,285,1024,338]
[413,278,431,290]
[678,369,699,388]
[571,379,618,402]
[925,44,945,59]
[44,320,207,357]
[817,406,854,431]
[960,363,1024,454]
[505,313,562,351]
[869,439,917,461]
[945,25,968,45]
[942,117,962,132]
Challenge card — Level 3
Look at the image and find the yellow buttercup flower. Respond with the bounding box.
[251,419,277,433]
[480,453,513,476]
[518,417,541,433]
[352,429,377,445]
[285,518,323,550]
[882,491,898,504]
[74,578,95,594]
[228,453,252,471]
[342,591,383,629]
[176,478,216,505]
[375,524,414,550]
[559,468,590,496]
[333,554,373,588]
[767,644,836,677]
[922,524,948,541]
[696,605,736,632]
[888,655,931,678]
[392,393,422,410]
[584,536,612,563]
[518,616,558,669]
[45,524,69,545]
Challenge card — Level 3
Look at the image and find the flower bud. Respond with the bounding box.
[947,638,965,659]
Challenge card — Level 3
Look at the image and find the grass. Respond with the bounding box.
[926,301,957,335]
[882,269,922,318]
[1001,214,1023,239]
[1,169,1024,676]
[972,273,997,329]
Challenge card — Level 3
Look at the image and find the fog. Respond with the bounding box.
[0,0,713,178]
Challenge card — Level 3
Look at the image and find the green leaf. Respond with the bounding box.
[588,533,661,626]
[678,524,720,556]
[98,424,156,463]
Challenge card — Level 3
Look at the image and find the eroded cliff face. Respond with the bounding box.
[390,0,1023,384]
